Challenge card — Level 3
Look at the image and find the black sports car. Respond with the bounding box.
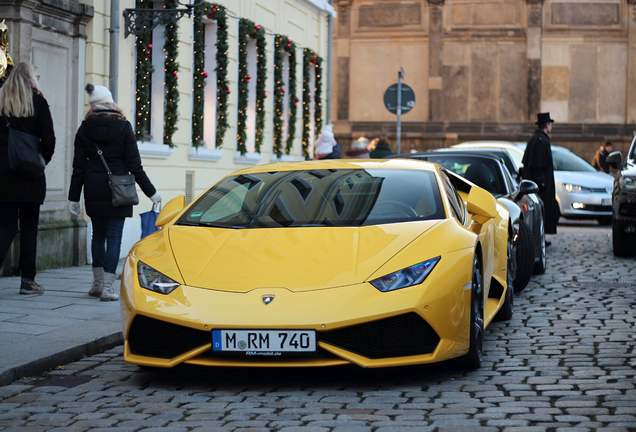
[396,151,546,291]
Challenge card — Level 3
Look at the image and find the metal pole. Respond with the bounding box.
[396,69,403,155]
[109,0,120,101]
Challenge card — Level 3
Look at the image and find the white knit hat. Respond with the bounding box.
[315,124,336,156]
[85,83,114,104]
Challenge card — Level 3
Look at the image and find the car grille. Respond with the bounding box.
[128,313,440,361]
[573,204,612,212]
[619,202,636,217]
[320,313,440,359]
[128,315,210,359]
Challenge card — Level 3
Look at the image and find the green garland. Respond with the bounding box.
[134,0,153,141]
[237,18,267,155]
[272,34,298,158]
[163,0,179,147]
[302,49,323,159]
[192,3,229,148]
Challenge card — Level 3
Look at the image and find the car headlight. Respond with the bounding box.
[137,261,180,294]
[563,183,590,193]
[370,257,440,292]
[620,176,636,190]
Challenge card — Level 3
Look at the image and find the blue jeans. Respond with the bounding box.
[91,217,125,274]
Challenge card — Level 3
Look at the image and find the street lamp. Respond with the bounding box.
[123,0,204,38]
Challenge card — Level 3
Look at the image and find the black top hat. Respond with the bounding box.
[536,112,555,126]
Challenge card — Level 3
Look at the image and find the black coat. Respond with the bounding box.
[522,129,559,234]
[0,92,55,204]
[68,112,156,218]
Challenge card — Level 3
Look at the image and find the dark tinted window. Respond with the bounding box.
[441,172,465,223]
[424,156,507,196]
[178,169,445,228]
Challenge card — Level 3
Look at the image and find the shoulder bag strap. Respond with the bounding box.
[94,144,112,176]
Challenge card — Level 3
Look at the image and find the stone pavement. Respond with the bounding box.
[0,266,121,385]
[0,224,635,431]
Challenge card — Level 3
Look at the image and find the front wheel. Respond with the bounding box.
[533,218,547,275]
[458,253,484,370]
[514,223,534,292]
[613,219,634,257]
[496,237,514,322]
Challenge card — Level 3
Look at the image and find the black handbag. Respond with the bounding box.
[95,144,139,207]
[6,119,45,179]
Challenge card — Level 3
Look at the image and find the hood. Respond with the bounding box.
[555,171,613,190]
[168,220,441,292]
[80,117,126,145]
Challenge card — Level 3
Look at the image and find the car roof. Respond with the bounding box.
[231,158,439,175]
[454,141,523,149]
[397,151,504,163]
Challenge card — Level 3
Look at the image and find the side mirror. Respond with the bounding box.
[156,195,186,227]
[515,180,539,202]
[606,151,622,168]
[466,186,497,219]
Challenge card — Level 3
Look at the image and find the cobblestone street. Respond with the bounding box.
[0,224,634,432]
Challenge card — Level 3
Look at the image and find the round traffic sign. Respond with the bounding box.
[383,83,416,115]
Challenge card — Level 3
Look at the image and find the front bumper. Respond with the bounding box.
[121,248,474,368]
[558,190,612,218]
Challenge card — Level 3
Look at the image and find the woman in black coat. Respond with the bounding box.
[0,62,55,295]
[68,84,160,301]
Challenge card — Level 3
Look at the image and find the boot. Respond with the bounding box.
[89,267,104,297]
[19,278,44,295]
[100,272,119,302]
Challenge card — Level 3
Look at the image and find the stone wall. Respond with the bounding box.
[333,0,636,157]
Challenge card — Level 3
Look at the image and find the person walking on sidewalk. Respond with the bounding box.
[522,112,559,243]
[68,84,161,301]
[0,63,55,295]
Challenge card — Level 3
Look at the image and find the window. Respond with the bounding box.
[441,172,465,224]
[178,169,445,228]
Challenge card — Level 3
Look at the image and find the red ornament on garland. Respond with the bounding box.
[172,70,178,79]
[147,42,153,49]
[201,71,209,78]
[244,74,251,82]
[225,86,231,94]
[255,24,261,31]
[286,40,292,50]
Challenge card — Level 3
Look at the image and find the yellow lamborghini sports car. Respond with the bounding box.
[121,159,514,370]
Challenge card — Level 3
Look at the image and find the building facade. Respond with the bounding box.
[333,0,636,159]
[1,0,333,274]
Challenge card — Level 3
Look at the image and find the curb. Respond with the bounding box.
[0,332,123,386]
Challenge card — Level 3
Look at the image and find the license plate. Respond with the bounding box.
[212,329,316,353]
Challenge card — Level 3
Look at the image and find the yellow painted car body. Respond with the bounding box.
[121,159,511,368]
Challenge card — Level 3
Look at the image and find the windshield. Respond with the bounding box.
[552,149,596,172]
[425,156,507,196]
[630,137,636,161]
[178,169,445,228]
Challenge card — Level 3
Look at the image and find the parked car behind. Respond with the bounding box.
[396,151,545,291]
[455,141,613,225]
[607,135,636,257]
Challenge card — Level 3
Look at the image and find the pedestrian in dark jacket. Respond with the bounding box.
[592,141,613,173]
[369,137,393,159]
[68,84,160,301]
[522,112,559,238]
[0,62,55,295]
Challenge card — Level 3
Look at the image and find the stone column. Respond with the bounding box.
[428,0,444,121]
[627,0,636,123]
[526,0,544,121]
[334,0,352,133]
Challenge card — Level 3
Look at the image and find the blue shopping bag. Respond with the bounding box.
[140,205,159,239]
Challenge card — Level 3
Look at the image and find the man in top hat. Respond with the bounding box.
[522,112,559,239]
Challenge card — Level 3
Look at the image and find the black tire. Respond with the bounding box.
[459,252,484,370]
[613,219,634,257]
[513,223,534,292]
[598,216,612,226]
[496,238,514,322]
[533,218,546,275]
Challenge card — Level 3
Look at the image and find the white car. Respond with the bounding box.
[453,141,614,225]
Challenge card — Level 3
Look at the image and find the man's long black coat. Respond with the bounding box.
[522,129,559,234]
